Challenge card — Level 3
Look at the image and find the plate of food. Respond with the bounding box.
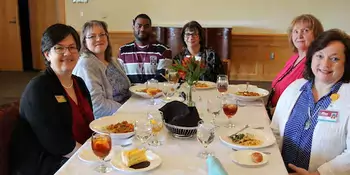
[230,85,269,102]
[230,150,269,167]
[194,81,216,90]
[129,84,163,98]
[89,116,135,139]
[111,148,162,173]
[219,128,275,149]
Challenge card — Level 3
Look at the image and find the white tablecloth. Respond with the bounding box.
[55,85,288,175]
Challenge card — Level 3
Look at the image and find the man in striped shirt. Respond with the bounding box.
[118,14,172,83]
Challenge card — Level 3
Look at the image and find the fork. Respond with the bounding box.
[229,125,249,137]
[231,148,271,155]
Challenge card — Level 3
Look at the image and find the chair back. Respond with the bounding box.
[0,101,20,175]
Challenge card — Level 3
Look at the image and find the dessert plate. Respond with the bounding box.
[111,150,162,173]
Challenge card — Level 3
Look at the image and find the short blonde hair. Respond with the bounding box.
[287,14,324,53]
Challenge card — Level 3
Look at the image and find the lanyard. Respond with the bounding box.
[304,106,321,130]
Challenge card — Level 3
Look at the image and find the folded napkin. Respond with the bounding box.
[207,156,228,175]
[159,101,202,127]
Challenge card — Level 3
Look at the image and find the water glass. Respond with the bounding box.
[197,121,215,159]
[207,96,221,127]
[135,119,152,149]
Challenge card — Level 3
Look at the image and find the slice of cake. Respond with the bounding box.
[121,148,148,167]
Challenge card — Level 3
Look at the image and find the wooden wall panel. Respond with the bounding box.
[229,34,291,81]
[107,32,292,81]
[109,32,134,57]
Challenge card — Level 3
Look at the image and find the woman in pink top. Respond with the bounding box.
[267,14,324,117]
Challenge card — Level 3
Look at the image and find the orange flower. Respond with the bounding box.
[181,57,191,67]
[200,63,205,69]
[178,70,186,79]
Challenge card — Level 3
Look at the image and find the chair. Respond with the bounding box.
[222,58,231,81]
[0,101,20,175]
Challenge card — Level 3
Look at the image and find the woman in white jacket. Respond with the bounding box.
[271,29,350,175]
[73,20,131,119]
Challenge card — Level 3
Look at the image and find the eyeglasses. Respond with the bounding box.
[184,33,199,38]
[52,45,78,54]
[292,28,311,35]
[85,33,108,40]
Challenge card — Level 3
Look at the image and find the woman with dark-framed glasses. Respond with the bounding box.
[73,20,131,119]
[174,21,224,82]
[10,24,94,175]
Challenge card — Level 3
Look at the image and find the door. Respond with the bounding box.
[29,0,65,70]
[0,0,23,71]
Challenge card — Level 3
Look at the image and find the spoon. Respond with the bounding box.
[245,82,249,93]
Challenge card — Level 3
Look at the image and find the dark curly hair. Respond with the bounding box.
[180,21,205,49]
[41,23,80,67]
[304,29,350,83]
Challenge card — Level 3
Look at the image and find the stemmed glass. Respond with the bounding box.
[147,111,164,146]
[91,132,112,173]
[161,82,176,102]
[197,121,215,159]
[146,79,159,105]
[207,96,221,127]
[222,96,239,128]
[216,75,229,97]
[135,119,152,149]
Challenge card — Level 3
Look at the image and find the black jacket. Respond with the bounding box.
[10,68,92,175]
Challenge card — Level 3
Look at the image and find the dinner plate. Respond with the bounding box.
[111,150,162,173]
[129,84,163,99]
[230,85,269,102]
[219,128,276,149]
[230,150,269,167]
[89,116,135,139]
[194,81,216,90]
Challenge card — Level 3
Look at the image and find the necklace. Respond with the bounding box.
[62,81,73,89]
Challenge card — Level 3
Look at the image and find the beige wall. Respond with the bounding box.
[65,0,350,34]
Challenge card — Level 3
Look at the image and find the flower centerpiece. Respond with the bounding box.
[171,56,206,106]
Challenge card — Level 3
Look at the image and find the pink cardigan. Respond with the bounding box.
[271,54,306,107]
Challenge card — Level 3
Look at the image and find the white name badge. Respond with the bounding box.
[317,110,338,122]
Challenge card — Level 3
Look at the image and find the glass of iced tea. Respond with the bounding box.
[216,75,229,97]
[147,111,164,146]
[222,97,238,128]
[146,79,159,105]
[91,132,112,173]
[167,69,179,84]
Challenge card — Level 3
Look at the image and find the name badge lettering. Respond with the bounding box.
[317,110,338,122]
[55,95,67,103]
